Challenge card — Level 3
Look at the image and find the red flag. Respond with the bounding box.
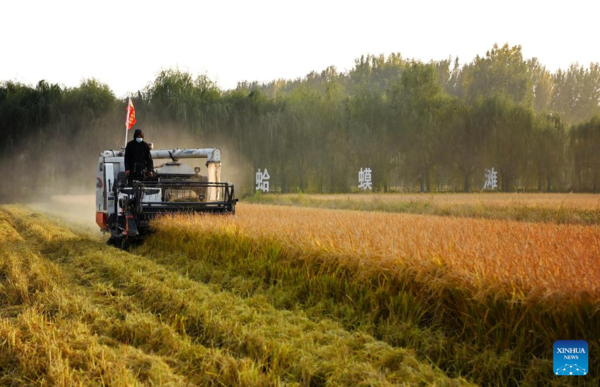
[125,98,136,130]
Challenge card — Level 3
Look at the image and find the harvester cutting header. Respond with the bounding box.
[95,143,237,249]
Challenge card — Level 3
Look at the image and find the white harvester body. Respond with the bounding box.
[95,147,235,248]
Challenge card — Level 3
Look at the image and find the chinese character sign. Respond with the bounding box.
[358,168,372,190]
[256,168,270,192]
[483,168,498,190]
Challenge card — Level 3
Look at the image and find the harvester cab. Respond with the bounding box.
[95,147,237,248]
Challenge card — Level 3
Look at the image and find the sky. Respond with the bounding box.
[1,0,599,98]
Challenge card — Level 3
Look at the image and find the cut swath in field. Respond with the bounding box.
[144,204,600,385]
[0,206,467,386]
[0,210,275,386]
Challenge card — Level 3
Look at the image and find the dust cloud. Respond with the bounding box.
[141,124,253,191]
[1,121,251,238]
[0,125,253,237]
[27,195,101,237]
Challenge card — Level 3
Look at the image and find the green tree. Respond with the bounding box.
[485,95,534,191]
[390,62,447,192]
[531,113,566,191]
[443,98,489,192]
[528,58,554,113]
[463,44,533,106]
[570,115,600,191]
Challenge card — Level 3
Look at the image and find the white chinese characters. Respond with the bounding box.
[358,168,372,190]
[256,168,270,192]
[483,168,498,190]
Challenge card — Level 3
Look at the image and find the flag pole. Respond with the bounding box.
[124,97,130,149]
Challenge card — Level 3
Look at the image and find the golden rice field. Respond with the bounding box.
[153,204,600,300]
[247,192,600,224]
[2,197,599,386]
[145,204,599,386]
[298,193,600,209]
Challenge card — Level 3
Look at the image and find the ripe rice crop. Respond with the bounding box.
[247,192,600,224]
[297,193,600,210]
[154,204,600,299]
[147,204,600,385]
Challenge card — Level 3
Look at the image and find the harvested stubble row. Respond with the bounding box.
[0,206,467,386]
[145,204,600,386]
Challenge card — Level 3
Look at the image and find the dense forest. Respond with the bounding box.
[1,44,600,200]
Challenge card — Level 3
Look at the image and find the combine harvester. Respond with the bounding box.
[95,147,237,249]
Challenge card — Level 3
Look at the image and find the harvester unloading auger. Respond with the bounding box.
[95,147,237,249]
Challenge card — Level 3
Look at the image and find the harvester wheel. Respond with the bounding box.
[121,238,131,251]
[107,236,130,250]
[106,236,119,247]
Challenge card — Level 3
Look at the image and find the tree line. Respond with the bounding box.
[1,43,600,200]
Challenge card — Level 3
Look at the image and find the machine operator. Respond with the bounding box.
[124,128,154,182]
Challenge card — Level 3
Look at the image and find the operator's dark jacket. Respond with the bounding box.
[124,130,153,176]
